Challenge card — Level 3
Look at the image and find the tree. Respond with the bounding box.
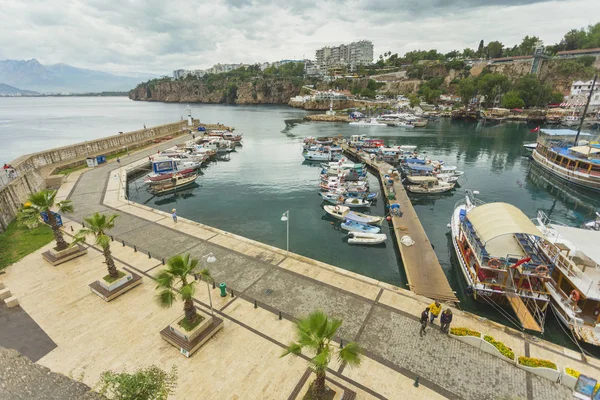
[18,189,73,251]
[156,253,208,326]
[486,41,504,59]
[477,40,485,57]
[281,310,361,400]
[98,365,177,400]
[518,35,540,55]
[72,213,119,278]
[462,48,476,58]
[477,73,511,106]
[407,93,420,108]
[501,91,525,109]
[458,77,477,106]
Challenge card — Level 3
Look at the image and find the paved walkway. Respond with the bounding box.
[3,134,597,399]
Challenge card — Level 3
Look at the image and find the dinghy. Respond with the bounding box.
[340,219,381,233]
[347,232,388,245]
[406,177,455,194]
[320,193,371,208]
[323,205,383,225]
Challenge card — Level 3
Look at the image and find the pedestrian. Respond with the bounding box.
[172,208,177,223]
[116,157,121,164]
[420,307,430,337]
[428,300,442,325]
[440,309,453,333]
[192,133,196,140]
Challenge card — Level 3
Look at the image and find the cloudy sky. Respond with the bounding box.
[0,0,598,76]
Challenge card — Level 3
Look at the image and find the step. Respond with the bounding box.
[0,288,11,301]
[5,296,19,308]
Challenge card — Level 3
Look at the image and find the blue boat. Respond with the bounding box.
[340,219,381,233]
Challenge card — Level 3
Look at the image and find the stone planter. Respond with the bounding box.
[561,368,578,389]
[98,272,133,292]
[480,339,515,364]
[169,310,213,343]
[42,244,87,266]
[517,363,560,382]
[449,332,482,348]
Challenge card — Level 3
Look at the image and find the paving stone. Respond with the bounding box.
[116,223,200,260]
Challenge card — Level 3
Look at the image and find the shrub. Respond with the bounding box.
[565,367,580,378]
[450,327,481,337]
[518,356,557,370]
[483,335,514,360]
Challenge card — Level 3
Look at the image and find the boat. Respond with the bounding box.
[222,132,242,142]
[340,219,381,234]
[450,190,550,332]
[149,173,198,195]
[523,142,537,151]
[144,168,195,184]
[405,177,455,194]
[583,212,600,231]
[304,149,333,161]
[319,193,371,208]
[535,211,600,346]
[394,121,414,128]
[562,115,580,127]
[531,128,600,192]
[347,232,387,245]
[323,205,383,225]
[349,118,387,127]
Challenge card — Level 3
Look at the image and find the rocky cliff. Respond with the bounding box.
[129,78,301,104]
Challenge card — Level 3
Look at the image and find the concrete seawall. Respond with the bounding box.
[0,120,199,232]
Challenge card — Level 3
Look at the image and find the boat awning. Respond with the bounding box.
[570,146,600,155]
[540,129,592,137]
[406,163,433,171]
[467,203,544,244]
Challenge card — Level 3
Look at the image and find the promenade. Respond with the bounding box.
[1,133,597,399]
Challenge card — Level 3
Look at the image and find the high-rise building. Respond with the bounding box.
[315,40,373,71]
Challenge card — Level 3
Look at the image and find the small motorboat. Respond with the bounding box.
[582,212,600,231]
[323,205,383,225]
[144,168,195,184]
[347,232,388,245]
[149,173,198,195]
[406,177,455,194]
[349,118,387,127]
[320,194,371,208]
[341,219,381,233]
[394,121,414,128]
[523,142,537,151]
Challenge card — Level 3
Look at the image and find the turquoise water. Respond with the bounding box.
[3,97,600,355]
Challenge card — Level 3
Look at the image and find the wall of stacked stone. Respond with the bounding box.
[0,119,199,232]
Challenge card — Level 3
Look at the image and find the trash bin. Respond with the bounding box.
[96,155,106,164]
[86,157,98,167]
[219,283,227,297]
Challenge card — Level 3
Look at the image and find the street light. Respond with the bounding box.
[194,253,217,315]
[281,210,289,254]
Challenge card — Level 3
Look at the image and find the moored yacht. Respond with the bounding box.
[450,190,550,333]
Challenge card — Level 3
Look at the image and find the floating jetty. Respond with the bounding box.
[340,143,458,303]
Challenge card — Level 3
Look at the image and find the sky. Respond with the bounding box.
[0,0,599,76]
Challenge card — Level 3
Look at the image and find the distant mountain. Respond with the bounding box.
[0,59,158,94]
[0,83,39,96]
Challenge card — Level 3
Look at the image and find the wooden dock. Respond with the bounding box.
[341,144,458,303]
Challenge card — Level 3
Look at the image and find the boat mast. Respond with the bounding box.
[574,74,597,145]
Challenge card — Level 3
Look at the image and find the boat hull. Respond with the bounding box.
[532,149,600,192]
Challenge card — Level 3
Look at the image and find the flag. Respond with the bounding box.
[530,126,540,133]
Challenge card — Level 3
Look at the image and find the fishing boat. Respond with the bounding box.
[144,168,195,184]
[394,121,414,128]
[583,212,600,231]
[406,176,455,194]
[347,232,387,245]
[531,128,600,192]
[323,205,383,225]
[340,219,381,234]
[450,190,550,332]
[222,132,242,142]
[304,149,333,161]
[149,173,198,195]
[349,118,387,127]
[319,193,370,208]
[535,211,600,346]
[562,115,580,127]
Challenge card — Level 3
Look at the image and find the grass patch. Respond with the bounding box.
[303,382,335,400]
[0,221,54,271]
[177,315,205,332]
[0,221,55,270]
[518,356,557,370]
[58,164,87,175]
[102,270,126,283]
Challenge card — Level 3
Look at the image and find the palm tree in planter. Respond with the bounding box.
[156,253,212,333]
[18,189,86,265]
[72,213,121,281]
[281,310,361,400]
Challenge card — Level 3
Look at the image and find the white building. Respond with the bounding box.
[568,80,600,110]
[315,40,373,71]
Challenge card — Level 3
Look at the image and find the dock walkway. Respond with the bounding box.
[341,144,458,303]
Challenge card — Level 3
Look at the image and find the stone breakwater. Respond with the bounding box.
[0,120,198,232]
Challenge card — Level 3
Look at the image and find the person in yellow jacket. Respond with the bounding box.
[428,300,442,325]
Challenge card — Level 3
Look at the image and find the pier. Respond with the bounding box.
[340,143,458,303]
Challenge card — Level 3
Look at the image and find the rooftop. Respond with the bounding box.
[557,47,600,55]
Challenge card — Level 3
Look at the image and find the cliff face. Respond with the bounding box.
[129,78,301,104]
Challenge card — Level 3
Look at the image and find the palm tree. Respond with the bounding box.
[281,310,361,399]
[72,213,119,279]
[18,189,73,251]
[156,254,209,326]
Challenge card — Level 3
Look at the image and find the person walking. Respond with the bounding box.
[419,307,430,337]
[116,157,121,165]
[440,309,453,333]
[428,300,442,325]
[172,209,177,223]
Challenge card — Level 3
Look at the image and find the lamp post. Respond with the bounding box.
[195,253,217,315]
[280,210,289,253]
